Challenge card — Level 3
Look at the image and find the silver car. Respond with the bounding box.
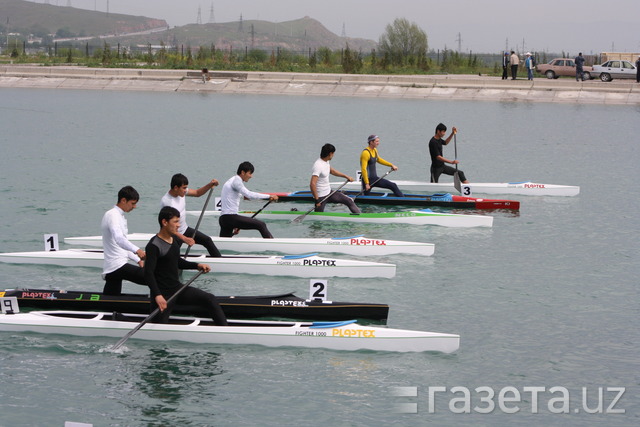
[591,60,637,82]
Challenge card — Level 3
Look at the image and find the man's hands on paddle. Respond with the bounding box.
[154,264,209,312]
[197,263,211,273]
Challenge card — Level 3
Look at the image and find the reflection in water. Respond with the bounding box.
[135,346,223,418]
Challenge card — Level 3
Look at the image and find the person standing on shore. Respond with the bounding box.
[161,173,222,257]
[310,144,361,213]
[502,51,510,80]
[360,135,403,197]
[636,56,640,83]
[145,206,227,326]
[525,52,535,80]
[101,185,146,295]
[510,51,520,80]
[218,161,278,238]
[575,53,586,81]
[428,123,469,184]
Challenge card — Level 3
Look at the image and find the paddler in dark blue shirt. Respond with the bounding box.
[144,206,227,325]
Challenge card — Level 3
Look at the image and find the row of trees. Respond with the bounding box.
[3,18,493,75]
[10,40,487,75]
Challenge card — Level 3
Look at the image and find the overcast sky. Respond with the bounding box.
[57,0,638,54]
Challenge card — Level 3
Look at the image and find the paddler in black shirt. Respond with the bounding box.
[144,206,227,325]
[428,123,469,184]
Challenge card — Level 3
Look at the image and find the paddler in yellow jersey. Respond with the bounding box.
[360,135,403,197]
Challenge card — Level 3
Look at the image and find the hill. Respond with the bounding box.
[0,1,376,53]
[0,0,167,38]
[118,16,377,52]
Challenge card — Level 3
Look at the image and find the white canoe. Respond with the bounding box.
[64,233,435,257]
[0,249,396,279]
[0,309,460,353]
[331,180,580,196]
[188,209,493,228]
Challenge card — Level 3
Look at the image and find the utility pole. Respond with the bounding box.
[341,23,346,38]
[209,3,215,24]
[197,6,202,25]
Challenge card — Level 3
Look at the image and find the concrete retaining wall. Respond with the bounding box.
[1,65,638,105]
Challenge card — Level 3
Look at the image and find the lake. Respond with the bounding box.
[0,87,638,426]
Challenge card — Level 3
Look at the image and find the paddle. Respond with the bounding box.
[453,133,462,193]
[252,199,273,218]
[111,270,204,350]
[352,169,393,199]
[183,187,214,258]
[292,179,350,223]
[234,199,272,235]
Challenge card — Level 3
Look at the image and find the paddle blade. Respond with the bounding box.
[453,171,462,193]
[291,211,309,223]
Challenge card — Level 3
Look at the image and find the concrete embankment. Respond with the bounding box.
[1,65,639,105]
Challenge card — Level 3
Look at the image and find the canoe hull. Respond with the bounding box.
[331,180,580,196]
[189,209,493,228]
[0,250,396,278]
[0,310,459,353]
[64,234,435,257]
[1,288,389,321]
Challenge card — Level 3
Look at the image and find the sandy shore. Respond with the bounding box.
[1,65,638,105]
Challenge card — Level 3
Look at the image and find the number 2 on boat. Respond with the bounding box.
[309,279,328,301]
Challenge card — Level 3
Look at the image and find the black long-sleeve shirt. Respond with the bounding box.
[144,235,198,297]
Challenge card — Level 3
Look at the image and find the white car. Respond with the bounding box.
[591,60,637,82]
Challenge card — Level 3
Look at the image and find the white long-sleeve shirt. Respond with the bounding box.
[101,205,140,275]
[220,175,269,215]
[160,191,188,234]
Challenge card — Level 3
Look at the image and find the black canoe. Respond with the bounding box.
[1,288,389,322]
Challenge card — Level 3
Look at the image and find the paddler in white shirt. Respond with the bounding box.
[160,173,222,257]
[311,143,361,213]
[101,186,146,295]
[219,161,278,238]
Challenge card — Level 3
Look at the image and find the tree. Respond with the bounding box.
[309,50,317,69]
[317,47,333,66]
[101,42,112,65]
[342,44,363,74]
[378,18,428,66]
[55,27,75,38]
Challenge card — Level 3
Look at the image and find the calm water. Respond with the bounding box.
[0,87,638,426]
